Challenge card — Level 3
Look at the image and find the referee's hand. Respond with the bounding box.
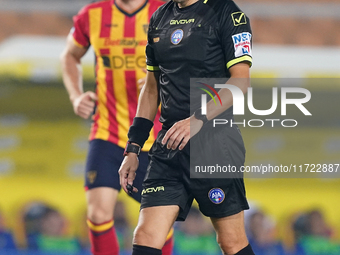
[162,116,203,150]
[119,153,139,194]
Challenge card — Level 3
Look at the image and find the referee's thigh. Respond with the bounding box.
[133,205,180,249]
[210,211,249,255]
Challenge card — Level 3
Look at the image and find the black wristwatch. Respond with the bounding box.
[194,108,209,124]
[123,142,141,156]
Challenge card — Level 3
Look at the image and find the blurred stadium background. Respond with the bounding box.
[0,0,339,254]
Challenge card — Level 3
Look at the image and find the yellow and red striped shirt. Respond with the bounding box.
[72,0,163,150]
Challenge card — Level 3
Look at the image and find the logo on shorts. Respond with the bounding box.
[87,171,97,184]
[171,29,183,45]
[141,186,165,195]
[208,188,225,204]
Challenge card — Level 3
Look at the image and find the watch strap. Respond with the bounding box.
[194,108,209,124]
[123,142,141,156]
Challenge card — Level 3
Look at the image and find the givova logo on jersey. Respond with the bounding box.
[232,32,252,58]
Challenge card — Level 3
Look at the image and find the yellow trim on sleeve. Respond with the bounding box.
[146,65,160,71]
[226,55,252,69]
[87,219,114,232]
[72,37,87,48]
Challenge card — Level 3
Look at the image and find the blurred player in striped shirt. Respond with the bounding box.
[60,0,173,254]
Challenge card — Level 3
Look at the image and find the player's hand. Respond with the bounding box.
[137,68,147,90]
[71,91,98,119]
[161,116,203,150]
[118,153,139,195]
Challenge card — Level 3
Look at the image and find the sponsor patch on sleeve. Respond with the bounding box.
[232,32,252,58]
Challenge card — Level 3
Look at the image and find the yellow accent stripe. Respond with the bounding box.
[87,220,114,232]
[112,5,129,148]
[166,227,174,240]
[226,55,252,69]
[89,7,110,141]
[94,54,110,141]
[72,37,86,48]
[147,65,160,71]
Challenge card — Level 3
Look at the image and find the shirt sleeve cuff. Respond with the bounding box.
[146,65,160,72]
[72,37,88,48]
[226,55,252,69]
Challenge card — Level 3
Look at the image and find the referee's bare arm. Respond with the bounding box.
[205,62,250,121]
[119,71,160,194]
[136,71,161,121]
[162,62,250,151]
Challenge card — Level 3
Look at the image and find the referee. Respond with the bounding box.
[119,0,254,254]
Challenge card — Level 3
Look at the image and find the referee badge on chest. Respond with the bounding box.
[208,188,225,204]
[171,29,184,45]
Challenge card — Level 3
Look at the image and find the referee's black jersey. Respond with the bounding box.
[146,0,252,129]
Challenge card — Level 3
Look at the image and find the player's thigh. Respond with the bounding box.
[84,139,124,222]
[85,139,150,203]
[85,139,124,191]
[86,187,119,223]
[134,205,179,249]
[210,211,248,252]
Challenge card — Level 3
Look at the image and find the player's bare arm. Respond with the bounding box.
[119,71,160,194]
[162,62,250,151]
[60,34,98,119]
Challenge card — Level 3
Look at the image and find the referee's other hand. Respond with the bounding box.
[162,116,203,150]
[72,91,98,119]
[119,153,139,194]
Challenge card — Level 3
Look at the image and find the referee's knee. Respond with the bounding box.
[133,225,163,249]
[217,234,248,255]
[133,225,153,244]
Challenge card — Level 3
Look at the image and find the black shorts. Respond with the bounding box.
[85,139,149,203]
[141,126,249,221]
